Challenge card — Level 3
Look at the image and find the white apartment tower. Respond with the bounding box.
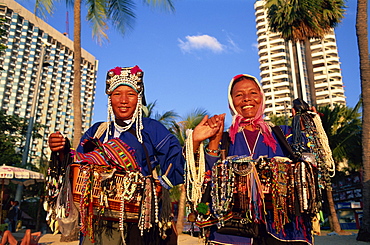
[0,0,98,165]
[254,0,346,118]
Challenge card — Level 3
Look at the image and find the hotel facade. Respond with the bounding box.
[0,0,98,166]
[254,0,346,119]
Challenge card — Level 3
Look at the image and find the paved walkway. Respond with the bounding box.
[178,232,370,245]
[6,229,369,244]
[35,231,370,245]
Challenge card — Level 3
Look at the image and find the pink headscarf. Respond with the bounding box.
[228,74,277,152]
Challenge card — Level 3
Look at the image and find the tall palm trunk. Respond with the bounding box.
[304,38,317,107]
[356,0,370,241]
[326,188,342,232]
[65,1,82,240]
[292,42,303,99]
[72,0,82,149]
[176,184,186,234]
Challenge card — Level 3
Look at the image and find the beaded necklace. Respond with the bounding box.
[185,129,206,209]
[211,157,235,228]
[211,155,265,228]
[294,160,317,214]
[138,176,159,236]
[269,157,290,232]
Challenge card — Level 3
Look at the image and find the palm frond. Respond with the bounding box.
[143,0,175,11]
[86,0,109,44]
[107,0,136,35]
[34,0,54,19]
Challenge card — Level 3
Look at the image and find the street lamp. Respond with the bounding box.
[15,40,50,201]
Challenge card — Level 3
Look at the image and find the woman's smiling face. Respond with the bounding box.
[110,85,138,120]
[231,78,262,119]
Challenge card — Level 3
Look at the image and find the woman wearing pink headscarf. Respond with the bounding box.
[191,74,313,245]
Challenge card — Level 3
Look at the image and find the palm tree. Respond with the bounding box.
[265,0,346,107]
[169,108,208,234]
[143,100,180,129]
[34,0,174,148]
[355,0,370,240]
[170,108,208,145]
[269,114,292,126]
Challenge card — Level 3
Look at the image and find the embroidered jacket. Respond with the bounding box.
[77,117,185,187]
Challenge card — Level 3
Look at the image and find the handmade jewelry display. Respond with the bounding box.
[291,99,335,193]
[212,155,265,228]
[71,137,163,243]
[44,138,75,235]
[190,154,321,235]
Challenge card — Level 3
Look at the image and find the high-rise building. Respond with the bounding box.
[254,0,346,119]
[0,0,98,166]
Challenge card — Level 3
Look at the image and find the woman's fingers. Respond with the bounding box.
[48,132,66,152]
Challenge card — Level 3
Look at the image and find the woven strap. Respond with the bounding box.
[91,122,153,174]
[104,138,139,171]
[75,138,139,172]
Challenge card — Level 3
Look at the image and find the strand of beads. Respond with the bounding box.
[139,177,153,236]
[119,184,126,234]
[301,112,330,191]
[153,181,159,224]
[212,157,235,228]
[311,112,335,175]
[185,129,205,208]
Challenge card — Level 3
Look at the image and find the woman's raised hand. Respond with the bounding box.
[48,132,66,152]
[192,114,225,150]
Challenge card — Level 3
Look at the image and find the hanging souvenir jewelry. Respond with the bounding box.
[233,155,265,223]
[185,129,206,209]
[269,157,291,232]
[139,176,158,236]
[291,99,327,214]
[78,165,95,243]
[311,112,335,175]
[211,156,235,228]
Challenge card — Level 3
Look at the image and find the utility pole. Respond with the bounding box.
[15,40,49,202]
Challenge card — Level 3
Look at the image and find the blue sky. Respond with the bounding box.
[19,0,362,126]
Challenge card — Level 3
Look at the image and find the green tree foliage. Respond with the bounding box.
[0,18,7,71]
[265,0,346,42]
[143,100,180,129]
[0,110,45,168]
[170,108,208,146]
[269,114,292,126]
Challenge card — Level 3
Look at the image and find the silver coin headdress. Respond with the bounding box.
[105,65,145,143]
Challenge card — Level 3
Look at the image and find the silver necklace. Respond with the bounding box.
[242,130,261,157]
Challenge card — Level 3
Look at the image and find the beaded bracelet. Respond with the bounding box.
[205,147,220,154]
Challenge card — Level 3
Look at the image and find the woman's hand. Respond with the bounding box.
[48,132,66,152]
[192,114,225,152]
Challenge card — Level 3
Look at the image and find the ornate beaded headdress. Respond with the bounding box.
[105,65,146,143]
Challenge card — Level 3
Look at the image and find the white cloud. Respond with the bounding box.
[251,42,259,51]
[226,36,242,53]
[178,35,224,53]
